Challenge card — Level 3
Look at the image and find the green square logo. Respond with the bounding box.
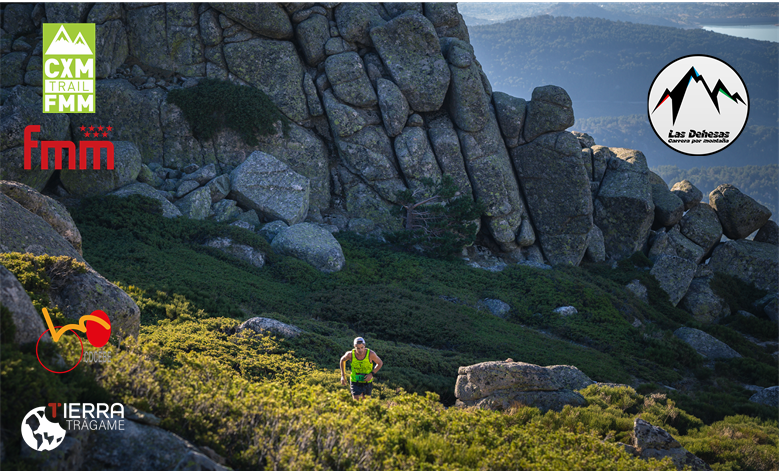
[42,23,96,113]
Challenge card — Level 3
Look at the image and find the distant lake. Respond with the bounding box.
[701,23,779,42]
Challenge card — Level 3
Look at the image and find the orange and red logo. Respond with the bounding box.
[37,307,111,373]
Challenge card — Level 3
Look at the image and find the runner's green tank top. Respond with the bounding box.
[350,348,373,383]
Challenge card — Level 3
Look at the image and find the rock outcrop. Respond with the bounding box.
[630,418,711,470]
[236,316,303,338]
[673,327,741,360]
[0,264,50,344]
[454,360,594,412]
[270,223,345,273]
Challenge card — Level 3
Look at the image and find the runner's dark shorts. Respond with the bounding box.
[350,381,373,396]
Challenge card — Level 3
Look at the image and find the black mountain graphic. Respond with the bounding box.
[651,66,746,125]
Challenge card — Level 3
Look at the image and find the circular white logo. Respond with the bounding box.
[648,55,749,155]
[21,407,67,451]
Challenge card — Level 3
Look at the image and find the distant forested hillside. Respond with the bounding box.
[574,115,778,168]
[652,164,778,218]
[470,15,778,126]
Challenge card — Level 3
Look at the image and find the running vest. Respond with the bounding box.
[350,348,373,383]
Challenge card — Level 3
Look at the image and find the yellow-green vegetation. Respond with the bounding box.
[2,194,777,470]
[167,78,290,146]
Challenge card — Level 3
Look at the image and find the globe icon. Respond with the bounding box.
[21,407,67,452]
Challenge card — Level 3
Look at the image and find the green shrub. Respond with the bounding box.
[709,272,768,316]
[167,78,289,146]
[680,415,779,471]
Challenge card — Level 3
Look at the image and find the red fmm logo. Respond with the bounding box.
[24,125,114,170]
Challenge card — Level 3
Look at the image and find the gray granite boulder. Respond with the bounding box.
[0,193,85,262]
[210,3,293,39]
[625,279,649,304]
[377,78,410,137]
[334,3,386,48]
[671,180,703,211]
[205,237,265,268]
[708,240,778,292]
[325,52,378,108]
[749,386,778,408]
[455,360,594,412]
[0,264,51,345]
[523,85,575,142]
[709,184,772,240]
[0,181,82,254]
[175,187,212,220]
[585,225,606,263]
[754,220,778,246]
[679,203,723,256]
[679,277,730,324]
[211,199,242,223]
[492,92,527,148]
[60,141,142,197]
[94,19,129,79]
[478,299,511,319]
[110,183,182,219]
[229,151,310,226]
[296,13,330,67]
[674,327,741,359]
[650,173,684,229]
[666,226,707,264]
[259,220,289,242]
[632,419,711,471]
[180,163,217,185]
[203,175,230,203]
[236,316,303,338]
[393,126,442,193]
[593,148,654,260]
[650,255,697,306]
[427,118,474,201]
[271,223,345,273]
[755,293,779,323]
[443,38,490,132]
[223,39,309,122]
[370,12,450,112]
[511,131,592,265]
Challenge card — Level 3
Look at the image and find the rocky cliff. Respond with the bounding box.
[1,3,776,314]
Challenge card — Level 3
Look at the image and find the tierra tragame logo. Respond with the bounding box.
[21,403,125,452]
[42,23,95,113]
[647,55,749,156]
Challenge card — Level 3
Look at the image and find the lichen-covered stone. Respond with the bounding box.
[370,12,450,112]
[754,220,778,246]
[174,187,212,220]
[709,184,772,239]
[271,222,345,273]
[110,182,183,218]
[671,180,703,211]
[0,52,26,87]
[296,13,330,66]
[394,126,442,193]
[708,240,779,292]
[223,39,309,122]
[0,264,50,345]
[524,85,575,142]
[649,255,697,307]
[237,317,303,338]
[680,277,730,324]
[0,181,82,254]
[325,52,377,107]
[749,386,779,408]
[443,38,489,132]
[585,224,606,263]
[492,92,527,148]
[674,327,741,359]
[60,141,143,197]
[632,419,712,471]
[205,237,265,267]
[334,3,386,48]
[511,131,592,265]
[94,20,128,79]
[322,89,368,138]
[335,125,406,203]
[666,226,706,264]
[650,173,684,228]
[377,78,409,137]
[593,148,654,260]
[679,203,722,255]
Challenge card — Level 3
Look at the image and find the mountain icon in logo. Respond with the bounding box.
[651,66,746,125]
[45,25,93,55]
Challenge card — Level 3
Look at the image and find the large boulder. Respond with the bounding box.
[593,148,654,260]
[631,419,711,471]
[205,237,265,268]
[334,3,386,48]
[393,126,442,193]
[673,327,741,359]
[295,13,330,67]
[270,223,345,273]
[670,180,703,211]
[0,181,82,254]
[427,117,474,201]
[511,131,592,265]
[174,187,212,220]
[370,12,450,112]
[0,193,84,262]
[0,86,71,191]
[754,220,778,246]
[666,226,707,264]
[223,39,309,123]
[492,92,527,148]
[0,264,51,345]
[60,141,143,197]
[325,52,377,108]
[454,360,595,412]
[229,151,310,226]
[679,277,730,324]
[678,203,722,256]
[523,85,575,142]
[442,38,490,132]
[708,240,779,292]
[650,173,684,229]
[377,78,410,138]
[749,386,779,408]
[236,316,303,338]
[649,255,697,307]
[110,183,182,219]
[709,184,772,239]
